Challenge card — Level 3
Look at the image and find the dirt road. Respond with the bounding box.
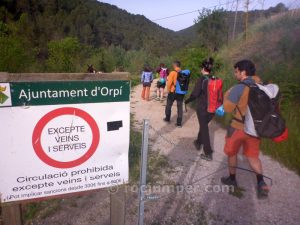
[130,81,300,225]
[32,81,300,225]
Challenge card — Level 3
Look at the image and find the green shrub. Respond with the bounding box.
[174,47,210,78]
[0,36,33,72]
[261,102,300,175]
[47,37,81,72]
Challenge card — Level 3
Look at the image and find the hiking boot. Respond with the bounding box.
[193,140,202,151]
[163,118,170,123]
[175,123,182,128]
[200,153,212,161]
[221,176,238,187]
[257,180,269,199]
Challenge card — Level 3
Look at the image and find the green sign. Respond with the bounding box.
[9,80,130,107]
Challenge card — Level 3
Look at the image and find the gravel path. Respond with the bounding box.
[130,81,300,225]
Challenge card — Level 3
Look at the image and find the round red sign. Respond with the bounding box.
[32,107,100,168]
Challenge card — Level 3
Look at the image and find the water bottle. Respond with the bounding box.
[216,105,225,117]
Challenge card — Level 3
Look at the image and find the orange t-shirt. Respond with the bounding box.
[166,67,181,93]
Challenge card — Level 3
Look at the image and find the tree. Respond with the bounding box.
[47,37,80,72]
[0,19,34,72]
[195,8,229,51]
[0,35,33,72]
[269,3,288,14]
[174,47,210,77]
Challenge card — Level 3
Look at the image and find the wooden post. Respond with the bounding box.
[110,185,126,225]
[2,204,23,225]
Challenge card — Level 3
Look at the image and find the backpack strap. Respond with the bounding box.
[171,70,179,90]
[232,81,249,124]
[201,75,209,93]
[232,106,245,123]
[239,81,250,87]
[201,75,218,90]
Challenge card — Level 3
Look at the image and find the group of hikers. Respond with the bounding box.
[140,63,169,101]
[140,58,288,199]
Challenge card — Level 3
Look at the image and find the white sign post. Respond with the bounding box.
[0,80,130,204]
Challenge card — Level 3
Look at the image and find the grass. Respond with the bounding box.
[147,151,170,184]
[129,73,141,87]
[261,101,300,175]
[23,199,61,224]
[229,186,246,199]
[129,117,170,183]
[128,122,143,182]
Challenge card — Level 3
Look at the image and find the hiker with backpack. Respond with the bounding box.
[220,59,286,199]
[185,58,223,161]
[141,65,154,101]
[156,63,169,101]
[164,61,190,127]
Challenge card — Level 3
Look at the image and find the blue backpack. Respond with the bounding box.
[175,70,191,94]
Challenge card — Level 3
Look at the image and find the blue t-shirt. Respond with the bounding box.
[141,71,153,83]
[227,77,256,104]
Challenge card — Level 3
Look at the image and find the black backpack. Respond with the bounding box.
[239,82,286,138]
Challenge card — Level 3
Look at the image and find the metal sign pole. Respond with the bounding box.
[137,119,149,225]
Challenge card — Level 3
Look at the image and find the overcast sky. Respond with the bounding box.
[99,0,295,31]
